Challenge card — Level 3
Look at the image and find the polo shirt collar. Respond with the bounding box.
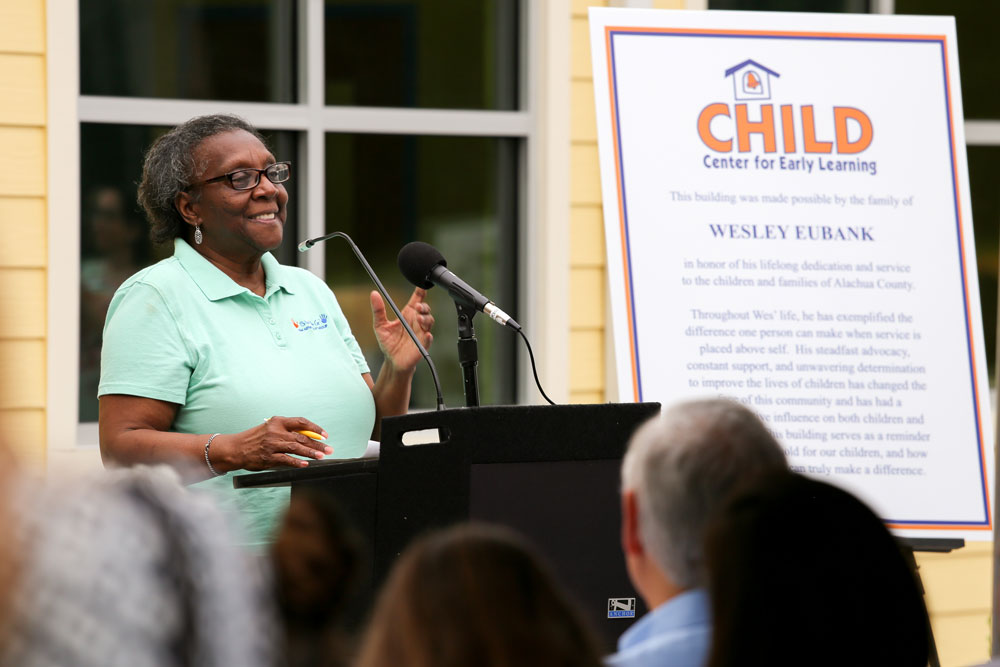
[173,238,296,301]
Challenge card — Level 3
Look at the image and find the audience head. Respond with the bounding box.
[355,522,604,667]
[272,489,364,627]
[620,398,787,605]
[704,471,930,667]
[1,465,276,667]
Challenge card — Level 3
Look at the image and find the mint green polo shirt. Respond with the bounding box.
[99,238,375,546]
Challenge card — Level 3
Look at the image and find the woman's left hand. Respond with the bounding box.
[371,287,434,373]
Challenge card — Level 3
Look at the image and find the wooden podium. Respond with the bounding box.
[234,402,660,648]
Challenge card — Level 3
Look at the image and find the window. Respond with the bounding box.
[323,133,519,408]
[72,0,531,440]
[78,123,302,422]
[81,0,298,103]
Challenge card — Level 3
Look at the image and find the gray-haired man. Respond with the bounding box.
[607,398,788,667]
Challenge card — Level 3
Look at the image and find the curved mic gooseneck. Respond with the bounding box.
[299,232,445,411]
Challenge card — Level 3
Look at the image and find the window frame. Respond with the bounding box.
[48,0,567,456]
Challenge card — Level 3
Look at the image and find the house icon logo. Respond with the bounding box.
[724,59,780,101]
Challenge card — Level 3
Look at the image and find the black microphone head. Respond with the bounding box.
[398,241,447,289]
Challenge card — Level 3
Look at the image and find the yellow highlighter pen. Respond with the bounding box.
[297,429,333,457]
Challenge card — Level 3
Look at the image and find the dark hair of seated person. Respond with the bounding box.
[354,522,605,667]
[704,471,930,667]
[272,489,366,667]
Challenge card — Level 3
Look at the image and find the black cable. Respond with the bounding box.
[516,327,556,406]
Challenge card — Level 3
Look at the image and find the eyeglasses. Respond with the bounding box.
[189,161,292,191]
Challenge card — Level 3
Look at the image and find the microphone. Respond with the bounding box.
[298,232,445,411]
[397,242,521,331]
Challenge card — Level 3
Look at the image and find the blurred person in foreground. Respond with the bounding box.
[272,489,365,667]
[0,438,19,653]
[0,464,274,667]
[704,471,930,667]
[355,522,605,667]
[98,113,433,546]
[609,398,788,667]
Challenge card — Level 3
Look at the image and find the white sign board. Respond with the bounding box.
[590,8,993,539]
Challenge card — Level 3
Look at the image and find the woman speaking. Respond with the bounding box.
[98,114,433,545]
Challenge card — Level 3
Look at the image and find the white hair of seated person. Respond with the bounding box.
[621,398,787,590]
[1,465,276,667]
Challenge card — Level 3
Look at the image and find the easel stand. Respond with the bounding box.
[898,537,965,667]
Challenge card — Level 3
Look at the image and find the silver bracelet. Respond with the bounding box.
[204,433,222,476]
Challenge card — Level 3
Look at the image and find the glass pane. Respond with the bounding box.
[894,1,1000,119]
[324,0,519,110]
[708,0,868,11]
[79,123,300,422]
[968,146,1000,381]
[323,133,518,409]
[80,0,297,103]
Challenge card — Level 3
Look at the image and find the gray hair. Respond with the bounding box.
[2,465,276,666]
[621,398,787,589]
[137,114,267,244]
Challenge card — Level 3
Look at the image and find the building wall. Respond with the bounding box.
[917,543,993,665]
[566,2,993,665]
[568,0,687,405]
[0,1,47,468]
[569,0,611,405]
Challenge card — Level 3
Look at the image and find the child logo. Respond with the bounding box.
[699,59,874,158]
[725,59,779,101]
[607,597,636,618]
[291,313,330,332]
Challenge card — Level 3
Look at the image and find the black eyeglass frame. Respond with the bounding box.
[188,161,292,191]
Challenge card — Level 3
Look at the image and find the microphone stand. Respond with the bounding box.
[455,302,480,407]
[299,232,445,411]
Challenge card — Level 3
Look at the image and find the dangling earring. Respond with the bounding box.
[194,224,203,245]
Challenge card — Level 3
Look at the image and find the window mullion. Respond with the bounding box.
[965,120,1000,146]
[302,0,326,276]
[78,96,311,130]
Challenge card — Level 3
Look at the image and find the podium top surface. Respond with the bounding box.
[233,457,378,488]
[233,402,661,489]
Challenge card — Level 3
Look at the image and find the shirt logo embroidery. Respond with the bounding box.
[291,314,329,332]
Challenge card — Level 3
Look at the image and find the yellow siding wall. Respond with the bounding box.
[567,3,993,665]
[569,0,606,405]
[0,1,46,468]
[916,542,993,666]
[569,0,686,405]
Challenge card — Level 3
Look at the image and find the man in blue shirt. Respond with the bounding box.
[607,399,788,667]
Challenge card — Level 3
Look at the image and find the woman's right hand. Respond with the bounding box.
[100,396,333,481]
[217,416,332,471]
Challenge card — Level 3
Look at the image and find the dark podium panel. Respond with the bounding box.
[235,402,660,649]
